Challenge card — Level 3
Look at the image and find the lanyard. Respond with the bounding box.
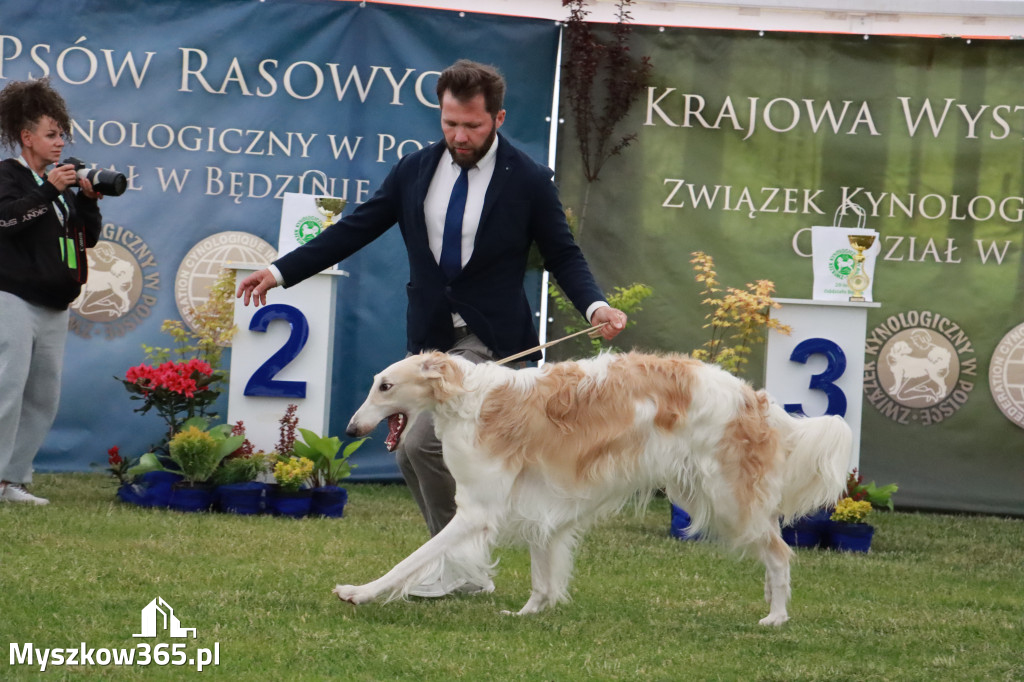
[17,156,83,281]
[17,155,69,226]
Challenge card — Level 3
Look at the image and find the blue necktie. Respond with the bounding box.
[440,167,469,280]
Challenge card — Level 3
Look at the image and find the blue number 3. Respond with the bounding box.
[784,337,847,417]
[243,304,309,398]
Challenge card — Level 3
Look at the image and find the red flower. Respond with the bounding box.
[124,360,213,398]
[108,446,122,466]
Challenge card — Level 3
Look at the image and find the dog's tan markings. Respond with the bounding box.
[625,353,699,432]
[478,353,700,486]
[717,386,780,520]
[421,352,466,403]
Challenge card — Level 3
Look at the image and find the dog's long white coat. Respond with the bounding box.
[340,351,852,625]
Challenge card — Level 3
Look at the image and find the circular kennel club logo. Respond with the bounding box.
[989,322,1024,429]
[294,215,324,245]
[827,248,857,278]
[175,231,277,337]
[863,310,977,426]
[70,228,160,340]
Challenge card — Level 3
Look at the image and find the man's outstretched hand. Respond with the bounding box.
[235,268,279,307]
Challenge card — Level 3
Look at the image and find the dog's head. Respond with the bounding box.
[345,352,468,452]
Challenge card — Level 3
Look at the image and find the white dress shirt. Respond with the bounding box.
[423,139,498,328]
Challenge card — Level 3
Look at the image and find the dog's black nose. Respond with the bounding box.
[345,425,359,438]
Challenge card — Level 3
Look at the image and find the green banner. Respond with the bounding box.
[556,27,1023,515]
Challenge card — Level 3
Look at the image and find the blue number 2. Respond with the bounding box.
[784,337,847,417]
[243,304,309,398]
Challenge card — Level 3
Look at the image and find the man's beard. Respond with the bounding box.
[449,123,497,169]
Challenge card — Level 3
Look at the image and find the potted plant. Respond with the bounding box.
[108,445,161,507]
[130,418,244,512]
[211,424,272,515]
[269,456,314,518]
[781,507,832,549]
[111,268,237,505]
[828,497,875,552]
[294,429,364,518]
[669,503,702,541]
[826,469,898,553]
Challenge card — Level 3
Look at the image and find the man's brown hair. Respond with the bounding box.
[436,60,506,117]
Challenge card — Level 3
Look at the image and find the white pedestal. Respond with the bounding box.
[227,265,348,453]
[764,298,880,470]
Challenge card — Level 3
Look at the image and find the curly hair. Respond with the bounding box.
[0,78,73,152]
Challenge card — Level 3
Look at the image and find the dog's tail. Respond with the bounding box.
[769,403,852,524]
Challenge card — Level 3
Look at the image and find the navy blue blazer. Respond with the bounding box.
[273,134,605,361]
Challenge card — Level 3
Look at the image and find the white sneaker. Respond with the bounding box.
[455,578,495,595]
[407,566,493,598]
[408,576,453,598]
[0,483,49,505]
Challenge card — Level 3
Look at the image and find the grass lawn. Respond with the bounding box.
[2,473,1022,681]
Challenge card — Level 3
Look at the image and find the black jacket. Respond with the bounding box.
[274,135,605,361]
[0,158,102,310]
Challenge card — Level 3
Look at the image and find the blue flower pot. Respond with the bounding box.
[116,482,146,506]
[133,471,183,508]
[782,508,832,549]
[269,488,312,518]
[829,521,874,553]
[217,482,267,515]
[168,482,214,513]
[311,486,348,518]
[670,504,701,540]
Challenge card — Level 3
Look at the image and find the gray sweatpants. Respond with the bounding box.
[0,291,68,484]
[395,332,495,536]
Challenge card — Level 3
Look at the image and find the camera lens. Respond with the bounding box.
[61,158,127,196]
[82,168,128,196]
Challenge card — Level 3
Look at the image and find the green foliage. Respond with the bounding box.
[167,425,221,484]
[141,267,237,372]
[292,428,363,488]
[129,417,245,485]
[845,468,899,511]
[690,251,790,377]
[548,281,653,358]
[209,452,271,486]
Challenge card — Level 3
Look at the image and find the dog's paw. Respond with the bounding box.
[758,612,789,626]
[333,584,372,605]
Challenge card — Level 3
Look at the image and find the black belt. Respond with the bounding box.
[453,325,472,340]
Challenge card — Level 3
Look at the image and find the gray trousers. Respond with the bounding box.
[396,332,495,536]
[0,292,68,484]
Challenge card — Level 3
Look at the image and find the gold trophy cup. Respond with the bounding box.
[315,197,347,227]
[846,233,876,301]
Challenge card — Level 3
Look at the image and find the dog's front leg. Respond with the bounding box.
[333,513,483,605]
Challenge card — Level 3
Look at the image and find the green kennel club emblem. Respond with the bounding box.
[294,215,325,245]
[828,249,856,278]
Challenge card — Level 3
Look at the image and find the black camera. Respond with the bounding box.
[61,157,127,196]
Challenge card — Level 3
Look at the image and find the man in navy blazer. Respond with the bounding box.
[238,60,626,592]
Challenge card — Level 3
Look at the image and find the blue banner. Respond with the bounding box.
[0,0,559,479]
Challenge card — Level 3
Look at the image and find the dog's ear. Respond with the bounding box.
[418,352,465,403]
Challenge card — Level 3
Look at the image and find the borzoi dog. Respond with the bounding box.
[339,351,851,625]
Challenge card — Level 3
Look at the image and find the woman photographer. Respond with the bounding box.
[0,78,102,504]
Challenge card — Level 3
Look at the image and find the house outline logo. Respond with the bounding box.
[133,597,197,639]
